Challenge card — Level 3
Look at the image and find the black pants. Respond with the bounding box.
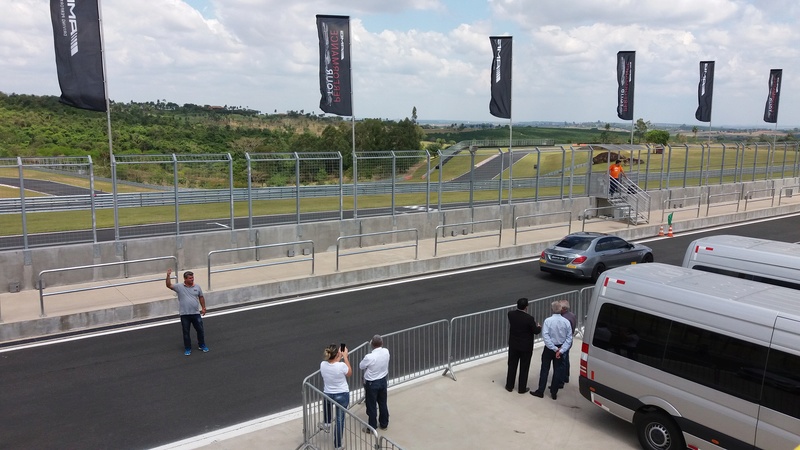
[506,347,533,392]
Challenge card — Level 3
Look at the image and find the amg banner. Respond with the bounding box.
[316,15,352,116]
[695,61,715,122]
[489,36,512,119]
[763,69,782,123]
[616,51,635,120]
[49,0,106,112]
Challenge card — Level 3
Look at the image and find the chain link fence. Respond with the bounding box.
[1,141,799,250]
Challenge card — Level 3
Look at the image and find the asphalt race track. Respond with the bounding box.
[0,217,798,449]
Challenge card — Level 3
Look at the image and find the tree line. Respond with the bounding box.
[0,92,425,187]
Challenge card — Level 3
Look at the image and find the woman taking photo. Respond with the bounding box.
[320,343,352,449]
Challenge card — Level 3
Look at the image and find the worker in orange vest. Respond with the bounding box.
[608,160,626,197]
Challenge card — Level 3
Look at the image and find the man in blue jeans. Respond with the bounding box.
[359,334,390,431]
[166,269,208,356]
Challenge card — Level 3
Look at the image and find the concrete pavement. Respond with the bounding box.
[159,345,640,450]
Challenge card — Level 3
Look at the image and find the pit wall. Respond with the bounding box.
[1,177,797,292]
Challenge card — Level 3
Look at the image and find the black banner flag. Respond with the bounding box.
[695,61,715,122]
[49,0,106,112]
[763,69,782,124]
[317,15,352,116]
[489,36,512,119]
[616,51,635,120]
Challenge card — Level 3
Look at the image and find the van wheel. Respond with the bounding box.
[642,253,654,263]
[634,411,685,450]
[590,263,606,282]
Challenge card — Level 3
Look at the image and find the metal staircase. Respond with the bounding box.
[609,178,650,225]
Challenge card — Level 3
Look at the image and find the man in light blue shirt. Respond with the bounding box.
[531,300,573,400]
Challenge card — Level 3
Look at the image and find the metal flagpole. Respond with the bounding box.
[508,52,514,205]
[97,0,111,244]
[629,119,634,145]
[508,119,513,204]
[349,24,355,221]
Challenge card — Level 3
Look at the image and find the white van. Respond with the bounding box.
[579,263,800,450]
[682,234,800,290]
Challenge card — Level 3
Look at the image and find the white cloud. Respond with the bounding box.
[3,0,800,126]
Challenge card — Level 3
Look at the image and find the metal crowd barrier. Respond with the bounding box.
[445,290,581,380]
[298,288,592,448]
[743,187,775,211]
[206,240,314,290]
[706,192,741,216]
[513,211,571,245]
[661,195,703,223]
[299,383,403,450]
[335,229,419,272]
[434,219,502,256]
[37,256,178,317]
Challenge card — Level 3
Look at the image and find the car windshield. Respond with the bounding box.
[555,236,594,251]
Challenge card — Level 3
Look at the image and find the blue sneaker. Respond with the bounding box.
[184,349,191,356]
[200,345,209,353]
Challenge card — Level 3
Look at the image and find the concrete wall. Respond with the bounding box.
[1,178,796,292]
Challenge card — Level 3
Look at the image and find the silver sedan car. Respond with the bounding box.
[539,232,654,282]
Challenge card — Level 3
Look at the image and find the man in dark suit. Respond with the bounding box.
[505,298,542,394]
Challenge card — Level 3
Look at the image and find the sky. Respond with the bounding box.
[4,0,800,127]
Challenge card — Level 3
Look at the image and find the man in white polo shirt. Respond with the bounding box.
[359,334,390,431]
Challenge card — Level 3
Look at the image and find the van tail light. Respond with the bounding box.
[572,255,587,264]
[580,342,589,378]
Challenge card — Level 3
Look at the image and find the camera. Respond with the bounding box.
[340,343,346,352]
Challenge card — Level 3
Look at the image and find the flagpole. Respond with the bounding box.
[507,46,514,205]
[629,119,634,145]
[97,0,111,244]
[349,21,355,221]
[508,119,513,204]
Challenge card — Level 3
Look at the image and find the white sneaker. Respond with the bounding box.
[318,423,330,433]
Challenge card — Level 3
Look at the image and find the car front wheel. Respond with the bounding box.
[641,253,654,263]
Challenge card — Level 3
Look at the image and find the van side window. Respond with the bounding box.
[762,349,800,419]
[592,303,670,366]
[663,322,765,402]
[593,303,769,405]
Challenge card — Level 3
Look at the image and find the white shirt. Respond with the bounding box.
[359,347,390,381]
[320,360,349,394]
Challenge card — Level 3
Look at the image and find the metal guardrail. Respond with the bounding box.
[579,206,632,231]
[37,256,178,317]
[299,383,404,450]
[434,219,502,256]
[335,229,419,272]
[298,288,591,448]
[779,185,800,205]
[513,211,571,245]
[743,188,775,211]
[706,192,741,216]
[206,240,314,290]
[661,195,703,223]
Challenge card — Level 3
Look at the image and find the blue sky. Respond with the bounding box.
[4,0,800,127]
